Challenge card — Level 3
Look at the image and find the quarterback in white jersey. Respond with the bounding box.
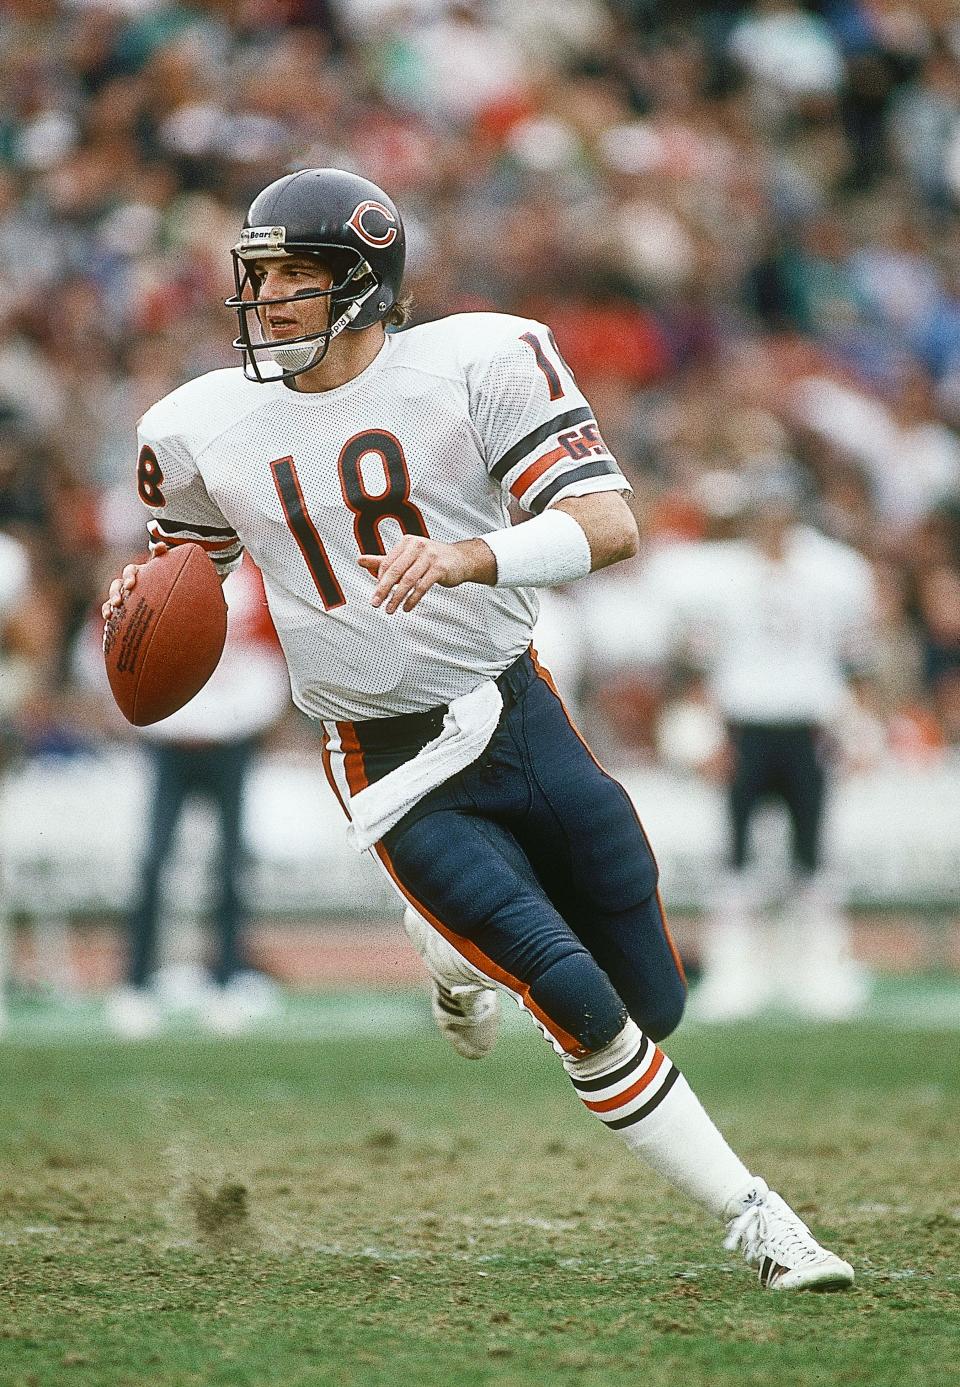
[105,168,854,1292]
[136,311,627,721]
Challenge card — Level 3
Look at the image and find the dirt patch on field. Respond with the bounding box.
[188,1180,250,1244]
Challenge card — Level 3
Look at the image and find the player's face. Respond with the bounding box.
[251,256,334,344]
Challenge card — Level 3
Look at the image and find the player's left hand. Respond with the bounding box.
[359,535,493,614]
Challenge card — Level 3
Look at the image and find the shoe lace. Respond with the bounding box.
[724,1194,824,1267]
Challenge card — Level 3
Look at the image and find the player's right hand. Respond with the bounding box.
[101,543,168,619]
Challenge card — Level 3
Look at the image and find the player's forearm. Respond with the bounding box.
[480,492,639,589]
[453,537,497,585]
[554,493,639,571]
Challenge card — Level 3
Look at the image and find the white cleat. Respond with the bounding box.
[724,1179,855,1291]
[402,907,500,1059]
[430,980,499,1060]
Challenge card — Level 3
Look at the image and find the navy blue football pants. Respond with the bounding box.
[727,721,826,874]
[127,737,255,988]
[343,653,687,1057]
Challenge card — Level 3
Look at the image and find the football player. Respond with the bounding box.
[104,168,853,1290]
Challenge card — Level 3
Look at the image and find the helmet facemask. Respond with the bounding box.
[227,247,381,384]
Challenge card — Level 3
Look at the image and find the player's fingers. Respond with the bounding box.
[384,553,433,613]
[401,571,438,613]
[370,544,423,607]
[104,577,126,611]
[119,565,140,597]
[359,548,413,596]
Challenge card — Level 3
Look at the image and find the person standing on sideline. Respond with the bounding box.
[0,524,36,1031]
[648,464,877,1021]
[107,556,290,1037]
[104,168,854,1290]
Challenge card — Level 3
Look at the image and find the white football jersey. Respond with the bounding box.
[137,312,629,721]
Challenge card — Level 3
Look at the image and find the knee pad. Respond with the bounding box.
[530,950,628,1055]
[634,975,686,1042]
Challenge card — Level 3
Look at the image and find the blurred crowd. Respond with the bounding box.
[2,0,960,767]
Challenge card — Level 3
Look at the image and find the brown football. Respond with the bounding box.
[103,543,228,726]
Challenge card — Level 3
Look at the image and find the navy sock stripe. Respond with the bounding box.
[601,1063,680,1130]
[568,1034,651,1094]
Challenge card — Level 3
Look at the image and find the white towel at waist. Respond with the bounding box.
[344,679,504,852]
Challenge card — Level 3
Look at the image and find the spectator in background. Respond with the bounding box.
[0,525,37,765]
[647,461,877,1021]
[0,521,42,1030]
[912,504,960,745]
[106,556,291,1038]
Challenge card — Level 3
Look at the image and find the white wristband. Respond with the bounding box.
[483,508,593,588]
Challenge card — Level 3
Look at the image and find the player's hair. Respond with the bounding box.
[386,293,413,328]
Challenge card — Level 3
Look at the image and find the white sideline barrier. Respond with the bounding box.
[0,748,958,919]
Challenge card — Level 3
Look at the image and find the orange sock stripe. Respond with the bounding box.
[580,1046,666,1112]
[530,647,687,995]
[373,840,588,1057]
[335,720,369,796]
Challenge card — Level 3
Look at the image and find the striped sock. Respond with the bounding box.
[564,1020,753,1219]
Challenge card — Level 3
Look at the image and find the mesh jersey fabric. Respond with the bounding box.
[136,311,630,721]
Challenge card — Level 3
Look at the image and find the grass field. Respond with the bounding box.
[1,984,959,1387]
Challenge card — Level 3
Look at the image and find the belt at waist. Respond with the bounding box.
[348,648,534,755]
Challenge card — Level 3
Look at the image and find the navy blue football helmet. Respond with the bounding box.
[226,167,405,382]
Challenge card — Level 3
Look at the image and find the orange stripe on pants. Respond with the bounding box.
[373,839,589,1058]
[529,647,686,993]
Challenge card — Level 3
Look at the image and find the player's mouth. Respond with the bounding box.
[266,316,302,339]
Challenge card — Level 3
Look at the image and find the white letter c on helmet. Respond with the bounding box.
[348,199,399,248]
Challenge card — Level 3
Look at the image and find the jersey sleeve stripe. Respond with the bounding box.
[489,405,593,482]
[147,520,241,555]
[149,529,239,555]
[147,517,238,539]
[528,460,623,513]
[508,445,568,499]
[147,522,243,574]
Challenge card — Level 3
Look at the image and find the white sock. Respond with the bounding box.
[564,1019,756,1219]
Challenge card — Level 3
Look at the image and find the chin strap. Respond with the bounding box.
[262,279,382,374]
[328,279,380,338]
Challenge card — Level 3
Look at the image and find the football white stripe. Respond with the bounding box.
[517,455,617,507]
[594,1059,675,1123]
[577,1039,662,1105]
